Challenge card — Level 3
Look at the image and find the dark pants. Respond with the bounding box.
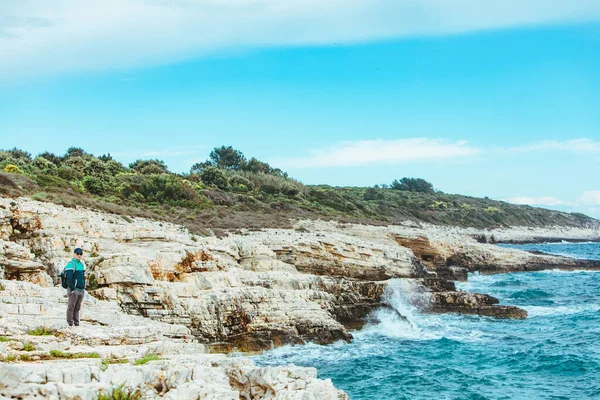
[67,290,85,326]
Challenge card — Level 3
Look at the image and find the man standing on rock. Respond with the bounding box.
[65,248,86,327]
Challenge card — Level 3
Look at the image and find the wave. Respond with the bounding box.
[511,289,552,300]
[358,280,493,343]
[523,303,600,317]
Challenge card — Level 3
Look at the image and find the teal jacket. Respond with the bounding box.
[65,259,85,291]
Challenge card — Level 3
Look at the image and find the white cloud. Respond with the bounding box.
[2,0,600,80]
[505,190,600,208]
[579,191,600,205]
[505,196,571,206]
[505,138,600,153]
[270,138,480,168]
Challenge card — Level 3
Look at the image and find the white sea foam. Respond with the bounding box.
[358,279,490,343]
[523,303,600,317]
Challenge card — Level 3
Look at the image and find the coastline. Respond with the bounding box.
[1,196,599,398]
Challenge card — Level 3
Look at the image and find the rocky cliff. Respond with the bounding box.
[1,196,599,398]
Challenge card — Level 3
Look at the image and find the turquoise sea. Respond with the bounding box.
[255,242,600,399]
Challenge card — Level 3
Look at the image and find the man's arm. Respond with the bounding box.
[65,262,75,291]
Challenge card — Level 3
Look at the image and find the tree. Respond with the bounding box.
[64,147,88,159]
[391,177,435,194]
[7,148,32,162]
[243,157,271,174]
[129,159,169,175]
[38,152,62,166]
[209,146,246,170]
[190,161,213,175]
[98,153,113,162]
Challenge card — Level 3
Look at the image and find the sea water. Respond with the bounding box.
[254,242,600,399]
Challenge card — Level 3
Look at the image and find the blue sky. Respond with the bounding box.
[1,1,600,217]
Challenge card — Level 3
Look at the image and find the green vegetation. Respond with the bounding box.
[133,352,161,365]
[27,326,57,336]
[0,354,17,362]
[22,341,35,351]
[101,357,129,371]
[96,384,143,400]
[0,336,11,342]
[0,145,595,232]
[391,177,435,194]
[49,349,101,359]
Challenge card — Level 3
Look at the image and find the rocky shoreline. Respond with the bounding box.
[1,197,599,398]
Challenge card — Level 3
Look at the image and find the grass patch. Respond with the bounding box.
[0,354,17,362]
[100,357,128,371]
[0,282,5,291]
[22,341,35,351]
[49,349,101,359]
[0,336,10,342]
[133,352,161,365]
[27,326,57,336]
[97,384,143,400]
[19,354,32,362]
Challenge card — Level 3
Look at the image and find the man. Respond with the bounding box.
[64,248,86,327]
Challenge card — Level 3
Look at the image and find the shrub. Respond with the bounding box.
[33,156,57,171]
[129,159,169,175]
[363,187,383,201]
[0,336,10,342]
[200,167,229,190]
[83,158,110,178]
[120,174,199,205]
[280,182,300,196]
[83,176,106,195]
[63,156,88,173]
[38,152,63,166]
[56,165,83,181]
[229,174,253,190]
[261,184,279,195]
[3,164,23,174]
[240,171,305,196]
[104,159,127,176]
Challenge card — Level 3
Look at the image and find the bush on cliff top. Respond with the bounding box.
[0,145,595,232]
